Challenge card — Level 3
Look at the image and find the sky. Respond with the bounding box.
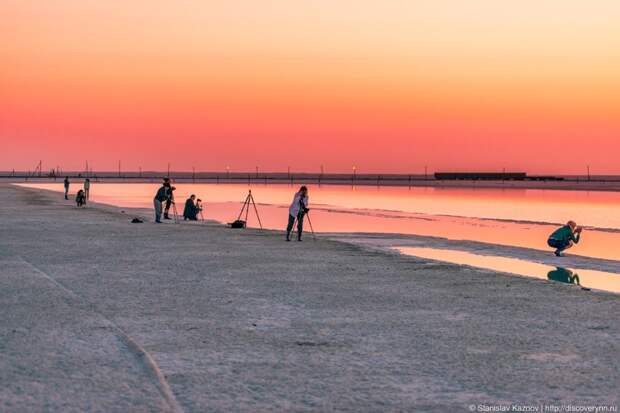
[2,0,619,174]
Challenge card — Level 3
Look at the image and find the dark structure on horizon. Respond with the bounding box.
[435,172,527,180]
[434,172,564,181]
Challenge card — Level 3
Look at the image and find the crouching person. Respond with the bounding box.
[286,186,309,241]
[548,220,582,257]
[183,195,199,221]
[75,189,86,207]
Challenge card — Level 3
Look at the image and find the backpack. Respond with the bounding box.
[229,220,246,228]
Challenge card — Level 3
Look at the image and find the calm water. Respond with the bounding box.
[398,247,620,294]
[20,182,620,258]
[19,182,620,292]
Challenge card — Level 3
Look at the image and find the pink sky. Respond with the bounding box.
[2,0,620,174]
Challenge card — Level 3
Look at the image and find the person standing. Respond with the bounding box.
[63,177,70,200]
[163,178,176,220]
[286,186,309,241]
[153,181,171,223]
[83,178,91,200]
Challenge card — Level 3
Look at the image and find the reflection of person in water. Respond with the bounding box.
[547,267,580,286]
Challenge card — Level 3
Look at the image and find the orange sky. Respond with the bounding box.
[2,0,620,174]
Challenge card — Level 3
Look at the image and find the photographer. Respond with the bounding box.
[286,186,309,242]
[547,220,583,257]
[163,178,176,220]
[183,194,200,221]
[153,179,172,223]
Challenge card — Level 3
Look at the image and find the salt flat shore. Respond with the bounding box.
[1,184,618,412]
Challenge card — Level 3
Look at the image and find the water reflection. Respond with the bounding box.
[397,247,620,294]
[17,182,620,262]
[547,267,580,286]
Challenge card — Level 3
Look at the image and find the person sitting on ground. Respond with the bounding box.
[75,189,86,207]
[183,194,199,221]
[547,220,582,257]
[286,186,309,242]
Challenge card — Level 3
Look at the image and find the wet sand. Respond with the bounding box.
[1,184,618,412]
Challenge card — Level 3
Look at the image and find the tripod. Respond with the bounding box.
[236,190,263,229]
[171,202,179,224]
[291,211,316,241]
[196,201,205,224]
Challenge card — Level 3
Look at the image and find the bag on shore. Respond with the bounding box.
[229,220,246,228]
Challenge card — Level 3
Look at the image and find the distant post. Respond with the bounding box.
[587,165,591,182]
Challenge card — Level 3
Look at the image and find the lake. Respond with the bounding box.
[19,182,620,293]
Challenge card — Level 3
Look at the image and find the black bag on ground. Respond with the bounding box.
[229,220,246,228]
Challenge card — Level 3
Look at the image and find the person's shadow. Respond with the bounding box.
[547,267,580,286]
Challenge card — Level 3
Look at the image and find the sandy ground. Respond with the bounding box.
[0,184,618,412]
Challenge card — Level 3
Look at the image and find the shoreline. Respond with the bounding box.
[15,180,620,234]
[5,176,620,192]
[1,184,618,410]
[15,183,620,276]
[13,183,620,281]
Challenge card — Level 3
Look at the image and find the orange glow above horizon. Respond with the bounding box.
[2,0,620,173]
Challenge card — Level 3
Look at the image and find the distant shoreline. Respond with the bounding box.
[4,174,620,192]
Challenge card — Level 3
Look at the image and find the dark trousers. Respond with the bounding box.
[548,238,570,252]
[154,199,163,222]
[287,213,304,239]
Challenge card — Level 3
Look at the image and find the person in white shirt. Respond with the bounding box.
[83,178,90,200]
[286,186,309,241]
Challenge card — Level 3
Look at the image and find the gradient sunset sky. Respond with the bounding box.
[2,0,619,174]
